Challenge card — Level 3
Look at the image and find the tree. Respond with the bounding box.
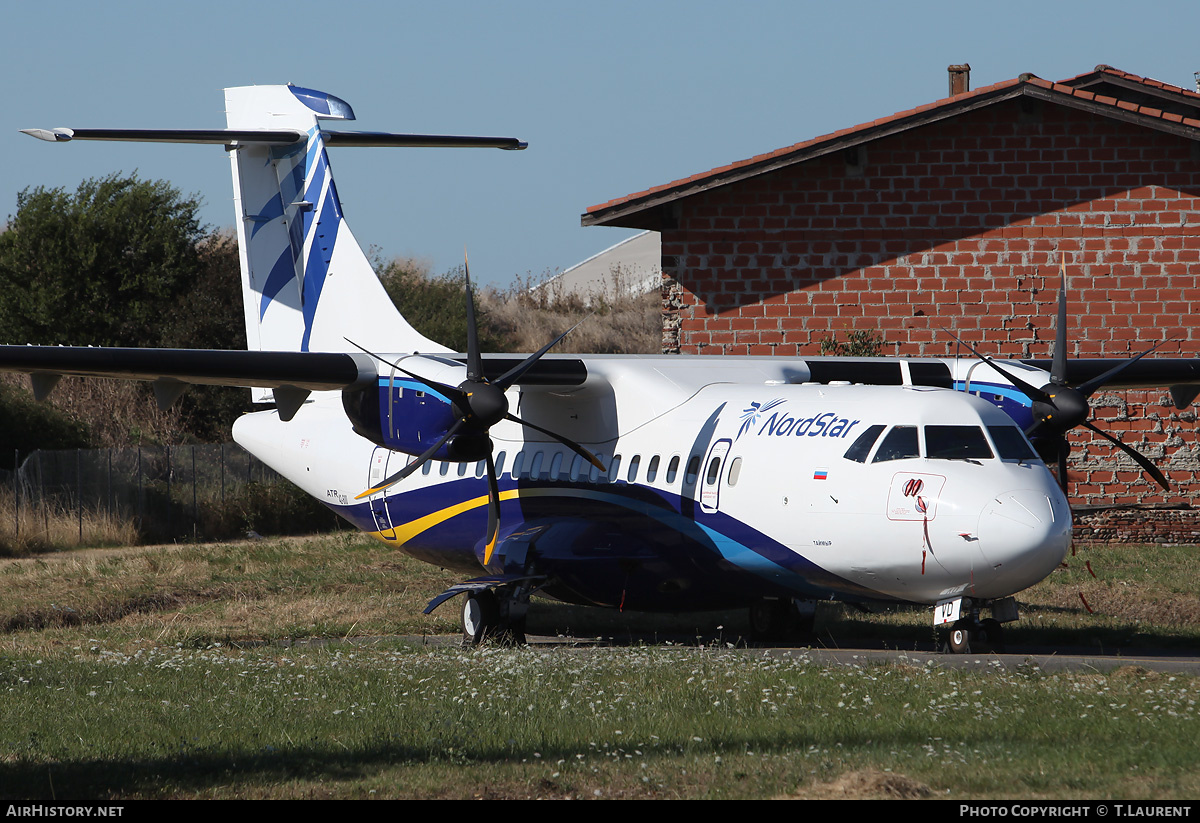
[0,174,252,447]
[0,173,206,347]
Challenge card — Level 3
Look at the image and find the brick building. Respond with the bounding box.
[583,66,1200,538]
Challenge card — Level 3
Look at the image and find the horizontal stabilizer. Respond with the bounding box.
[21,127,526,150]
[323,132,526,150]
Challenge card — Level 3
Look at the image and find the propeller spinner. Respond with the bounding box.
[352,259,604,562]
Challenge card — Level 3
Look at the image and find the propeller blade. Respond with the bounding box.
[355,418,465,499]
[463,254,484,383]
[506,412,606,471]
[494,313,594,390]
[940,326,1051,403]
[1051,258,1068,385]
[1055,439,1070,495]
[1074,340,1168,399]
[1081,419,1170,491]
[482,451,501,564]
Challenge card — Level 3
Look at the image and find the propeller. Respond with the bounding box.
[354,256,605,563]
[946,258,1169,493]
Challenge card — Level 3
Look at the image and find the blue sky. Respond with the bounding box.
[5,1,1200,288]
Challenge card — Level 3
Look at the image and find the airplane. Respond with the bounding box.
[12,84,1199,654]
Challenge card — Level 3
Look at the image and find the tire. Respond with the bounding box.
[750,598,814,641]
[948,623,971,654]
[979,618,1006,653]
[461,590,500,645]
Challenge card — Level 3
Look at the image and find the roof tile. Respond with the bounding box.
[586,67,1200,219]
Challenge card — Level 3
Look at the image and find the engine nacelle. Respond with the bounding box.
[343,380,468,459]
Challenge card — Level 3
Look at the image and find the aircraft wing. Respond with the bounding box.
[1021,357,1200,409]
[0,345,593,420]
[1020,358,1200,389]
[0,345,376,390]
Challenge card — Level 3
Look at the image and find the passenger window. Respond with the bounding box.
[475,459,485,478]
[727,457,742,486]
[987,425,1038,461]
[569,454,583,481]
[494,451,506,477]
[439,461,450,476]
[872,426,920,463]
[422,460,433,476]
[684,455,701,484]
[609,454,623,482]
[590,455,607,483]
[457,462,468,477]
[666,455,680,484]
[925,425,993,460]
[843,424,886,463]
[530,451,544,479]
[510,451,525,479]
[705,456,721,486]
[627,455,641,483]
[646,456,660,483]
[549,452,563,481]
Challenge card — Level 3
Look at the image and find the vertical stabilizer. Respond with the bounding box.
[225,85,448,370]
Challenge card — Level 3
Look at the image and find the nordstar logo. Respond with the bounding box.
[757,410,861,440]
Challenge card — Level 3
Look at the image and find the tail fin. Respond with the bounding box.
[225,85,447,360]
[23,82,526,393]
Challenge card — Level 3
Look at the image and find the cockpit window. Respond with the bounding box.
[925,425,994,460]
[843,424,886,463]
[872,426,920,462]
[987,425,1039,461]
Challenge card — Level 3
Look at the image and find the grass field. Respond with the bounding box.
[1,535,1198,800]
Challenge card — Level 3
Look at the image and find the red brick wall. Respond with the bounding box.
[661,99,1200,511]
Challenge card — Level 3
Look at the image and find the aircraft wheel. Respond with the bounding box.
[979,618,1006,653]
[748,599,796,643]
[462,590,499,646]
[948,622,972,654]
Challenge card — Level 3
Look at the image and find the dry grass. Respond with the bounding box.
[781,769,935,800]
[0,534,461,651]
[480,269,661,355]
[0,372,185,448]
[0,492,138,555]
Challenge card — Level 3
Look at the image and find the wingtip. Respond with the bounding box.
[20,128,73,142]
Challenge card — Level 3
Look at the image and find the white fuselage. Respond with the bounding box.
[234,365,1072,610]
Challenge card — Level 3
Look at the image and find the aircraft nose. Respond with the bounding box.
[974,489,1071,596]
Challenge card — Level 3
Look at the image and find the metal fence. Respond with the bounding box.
[0,444,330,545]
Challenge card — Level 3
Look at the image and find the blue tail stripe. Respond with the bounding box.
[249,193,284,240]
[258,247,296,320]
[299,185,340,350]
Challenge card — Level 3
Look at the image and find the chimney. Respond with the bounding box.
[948,64,971,96]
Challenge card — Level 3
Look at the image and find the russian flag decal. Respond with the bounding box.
[813,469,828,480]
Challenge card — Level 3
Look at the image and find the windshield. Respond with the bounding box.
[925,425,994,460]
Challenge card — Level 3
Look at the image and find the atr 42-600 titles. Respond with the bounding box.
[14,85,1200,652]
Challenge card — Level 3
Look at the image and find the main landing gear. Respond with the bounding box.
[460,586,528,646]
[945,617,1006,654]
[749,597,817,642]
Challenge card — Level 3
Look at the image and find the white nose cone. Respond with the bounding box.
[976,489,1072,597]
